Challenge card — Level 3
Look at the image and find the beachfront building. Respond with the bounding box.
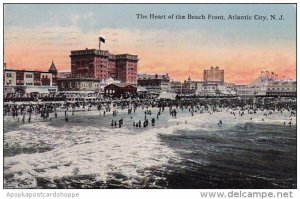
[57,76,125,101]
[98,77,121,90]
[57,77,104,102]
[57,78,101,92]
[235,72,274,96]
[190,66,230,96]
[104,83,137,98]
[196,82,236,97]
[170,80,182,94]
[181,77,201,95]
[137,73,171,94]
[4,63,58,97]
[70,48,138,84]
[266,80,296,97]
[204,66,224,83]
[234,71,296,97]
[234,84,267,96]
[196,82,218,96]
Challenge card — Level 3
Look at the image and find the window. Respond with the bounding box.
[26,74,33,78]
[89,83,92,87]
[6,73,12,78]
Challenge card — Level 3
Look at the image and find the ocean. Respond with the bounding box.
[3,107,297,188]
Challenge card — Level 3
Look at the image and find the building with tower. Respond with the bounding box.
[181,76,199,95]
[4,61,58,98]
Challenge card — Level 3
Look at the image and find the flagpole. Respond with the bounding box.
[99,37,101,50]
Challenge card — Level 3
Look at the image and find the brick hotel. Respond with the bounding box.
[70,49,138,84]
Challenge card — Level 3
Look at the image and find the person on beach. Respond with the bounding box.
[151,118,155,126]
[138,120,141,128]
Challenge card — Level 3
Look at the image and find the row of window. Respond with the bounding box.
[267,87,296,91]
[266,92,296,96]
[60,82,99,88]
[6,73,50,79]
[8,80,50,86]
[271,82,294,86]
[203,87,216,90]
[25,74,49,79]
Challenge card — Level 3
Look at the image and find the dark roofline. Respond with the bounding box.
[5,69,52,74]
[69,49,139,60]
[57,77,99,81]
[106,83,137,88]
[70,49,110,57]
[116,53,138,57]
[137,73,170,80]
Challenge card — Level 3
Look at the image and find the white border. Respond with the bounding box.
[0,0,298,199]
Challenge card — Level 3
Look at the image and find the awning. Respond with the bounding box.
[158,92,177,100]
[26,88,49,94]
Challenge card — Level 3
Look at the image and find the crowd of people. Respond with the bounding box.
[3,97,297,128]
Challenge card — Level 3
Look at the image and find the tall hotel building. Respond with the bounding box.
[70,49,138,84]
[203,66,224,83]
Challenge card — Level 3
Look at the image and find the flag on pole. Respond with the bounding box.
[99,37,105,43]
[99,37,105,50]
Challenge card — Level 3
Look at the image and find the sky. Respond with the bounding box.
[4,4,296,84]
